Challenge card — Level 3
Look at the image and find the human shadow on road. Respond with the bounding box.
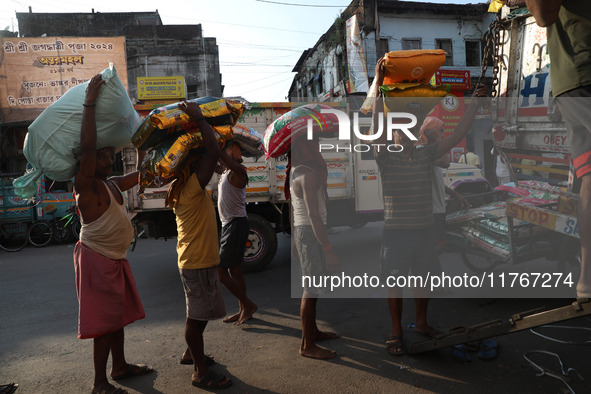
[115,370,162,394]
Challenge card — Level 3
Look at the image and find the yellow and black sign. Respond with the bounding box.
[137,76,186,100]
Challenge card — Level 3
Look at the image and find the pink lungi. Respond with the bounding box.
[74,242,145,339]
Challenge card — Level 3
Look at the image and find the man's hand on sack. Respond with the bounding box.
[178,100,204,120]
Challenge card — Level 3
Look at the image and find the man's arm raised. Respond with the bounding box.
[177,101,222,189]
[74,74,104,213]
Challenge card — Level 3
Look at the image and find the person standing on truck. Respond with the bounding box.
[73,74,153,394]
[165,101,232,390]
[216,141,258,325]
[525,0,591,298]
[372,56,487,356]
[289,135,340,360]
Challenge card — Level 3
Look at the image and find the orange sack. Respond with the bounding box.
[383,49,446,84]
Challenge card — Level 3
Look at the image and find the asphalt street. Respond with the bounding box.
[1,222,590,393]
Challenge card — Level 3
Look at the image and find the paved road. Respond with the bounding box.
[1,222,589,393]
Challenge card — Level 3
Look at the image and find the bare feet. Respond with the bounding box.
[222,312,241,323]
[299,345,337,360]
[314,330,339,340]
[234,303,258,325]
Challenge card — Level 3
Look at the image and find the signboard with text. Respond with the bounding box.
[0,36,128,123]
[435,69,471,91]
[137,76,186,100]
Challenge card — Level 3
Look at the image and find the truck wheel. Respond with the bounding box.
[243,214,277,273]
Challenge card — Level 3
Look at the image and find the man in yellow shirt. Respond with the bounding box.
[457,144,481,168]
[165,101,232,390]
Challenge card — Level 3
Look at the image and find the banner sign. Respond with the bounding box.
[435,69,471,91]
[137,76,186,100]
[0,36,128,123]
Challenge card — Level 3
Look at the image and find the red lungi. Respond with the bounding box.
[74,242,145,339]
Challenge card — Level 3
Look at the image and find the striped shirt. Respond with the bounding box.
[376,144,436,230]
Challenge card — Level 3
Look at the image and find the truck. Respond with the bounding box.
[487,1,580,258]
[123,101,494,272]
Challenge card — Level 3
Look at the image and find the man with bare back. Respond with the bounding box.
[74,74,152,394]
[289,137,340,360]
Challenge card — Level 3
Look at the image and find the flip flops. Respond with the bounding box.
[0,383,19,394]
[386,336,405,356]
[452,339,499,363]
[452,344,472,363]
[477,339,499,361]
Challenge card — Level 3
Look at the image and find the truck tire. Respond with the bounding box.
[243,214,277,273]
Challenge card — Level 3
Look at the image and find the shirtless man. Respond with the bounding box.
[290,137,340,359]
[74,74,152,394]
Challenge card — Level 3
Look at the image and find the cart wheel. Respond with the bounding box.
[461,249,502,274]
[0,221,29,252]
[28,221,53,247]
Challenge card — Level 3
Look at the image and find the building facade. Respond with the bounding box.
[288,0,493,101]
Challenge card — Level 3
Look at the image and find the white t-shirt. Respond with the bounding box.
[496,155,510,178]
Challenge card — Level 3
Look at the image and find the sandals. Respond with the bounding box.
[386,336,404,356]
[0,383,19,394]
[192,371,232,390]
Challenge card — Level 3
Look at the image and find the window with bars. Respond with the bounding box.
[465,40,482,67]
[435,39,453,66]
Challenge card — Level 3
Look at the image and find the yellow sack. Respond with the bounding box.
[380,83,450,98]
[380,84,450,132]
[131,97,244,150]
[157,125,235,177]
[150,99,243,130]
